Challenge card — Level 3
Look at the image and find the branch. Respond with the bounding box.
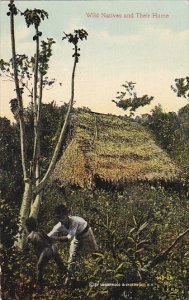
[2,78,14,82]
[1,70,14,81]
[35,47,77,196]
[143,227,189,271]
[20,78,33,96]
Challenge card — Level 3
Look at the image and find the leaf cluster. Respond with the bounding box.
[23,9,48,28]
[0,118,23,207]
[1,45,57,101]
[7,2,18,16]
[62,29,88,45]
[171,77,189,101]
[142,104,189,175]
[62,29,88,63]
[0,59,10,72]
[113,95,153,112]
[39,38,56,75]
[112,81,153,114]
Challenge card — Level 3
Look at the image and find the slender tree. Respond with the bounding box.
[3,0,88,248]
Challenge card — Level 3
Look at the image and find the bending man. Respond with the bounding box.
[48,204,98,283]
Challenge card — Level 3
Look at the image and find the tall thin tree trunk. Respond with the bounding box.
[32,25,40,178]
[9,0,31,249]
[30,72,43,218]
[15,181,33,249]
[10,0,28,180]
[30,141,42,218]
[30,194,42,219]
[30,171,42,218]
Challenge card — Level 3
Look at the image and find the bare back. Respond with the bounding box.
[27,231,53,256]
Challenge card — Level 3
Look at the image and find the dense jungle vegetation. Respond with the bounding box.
[1,103,189,300]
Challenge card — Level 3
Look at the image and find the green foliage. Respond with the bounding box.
[2,181,189,299]
[23,9,48,29]
[0,199,19,248]
[0,101,67,201]
[112,81,153,115]
[0,50,57,110]
[39,102,68,164]
[141,105,189,175]
[0,59,11,73]
[39,38,56,75]
[12,102,68,174]
[7,2,18,16]
[178,104,189,138]
[31,184,189,299]
[0,117,23,204]
[62,29,88,63]
[62,29,88,45]
[171,77,189,101]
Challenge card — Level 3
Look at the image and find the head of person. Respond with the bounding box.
[25,217,38,232]
[54,204,69,224]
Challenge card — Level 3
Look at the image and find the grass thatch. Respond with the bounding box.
[52,111,183,188]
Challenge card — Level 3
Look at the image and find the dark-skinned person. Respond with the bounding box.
[48,204,99,284]
[25,217,68,287]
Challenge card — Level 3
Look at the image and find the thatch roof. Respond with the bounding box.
[52,111,184,188]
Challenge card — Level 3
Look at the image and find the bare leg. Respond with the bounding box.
[37,248,51,286]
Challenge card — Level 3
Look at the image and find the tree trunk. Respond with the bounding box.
[29,193,42,219]
[15,181,33,249]
[9,1,31,249]
[32,25,40,177]
[30,153,42,218]
[10,0,28,181]
[30,72,43,219]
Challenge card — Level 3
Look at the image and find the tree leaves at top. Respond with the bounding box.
[62,29,88,45]
[112,81,153,114]
[7,2,18,16]
[23,9,48,28]
[62,29,88,63]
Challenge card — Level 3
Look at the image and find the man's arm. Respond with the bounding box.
[48,222,61,237]
[51,235,69,242]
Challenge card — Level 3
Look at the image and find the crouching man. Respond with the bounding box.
[48,204,99,283]
[25,217,68,286]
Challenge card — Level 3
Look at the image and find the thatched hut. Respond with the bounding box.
[52,111,184,190]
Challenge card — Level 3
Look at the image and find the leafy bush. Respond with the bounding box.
[141,105,189,176]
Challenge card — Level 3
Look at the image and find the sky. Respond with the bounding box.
[0,0,189,121]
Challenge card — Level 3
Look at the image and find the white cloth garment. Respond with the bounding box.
[68,227,98,275]
[48,216,88,241]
